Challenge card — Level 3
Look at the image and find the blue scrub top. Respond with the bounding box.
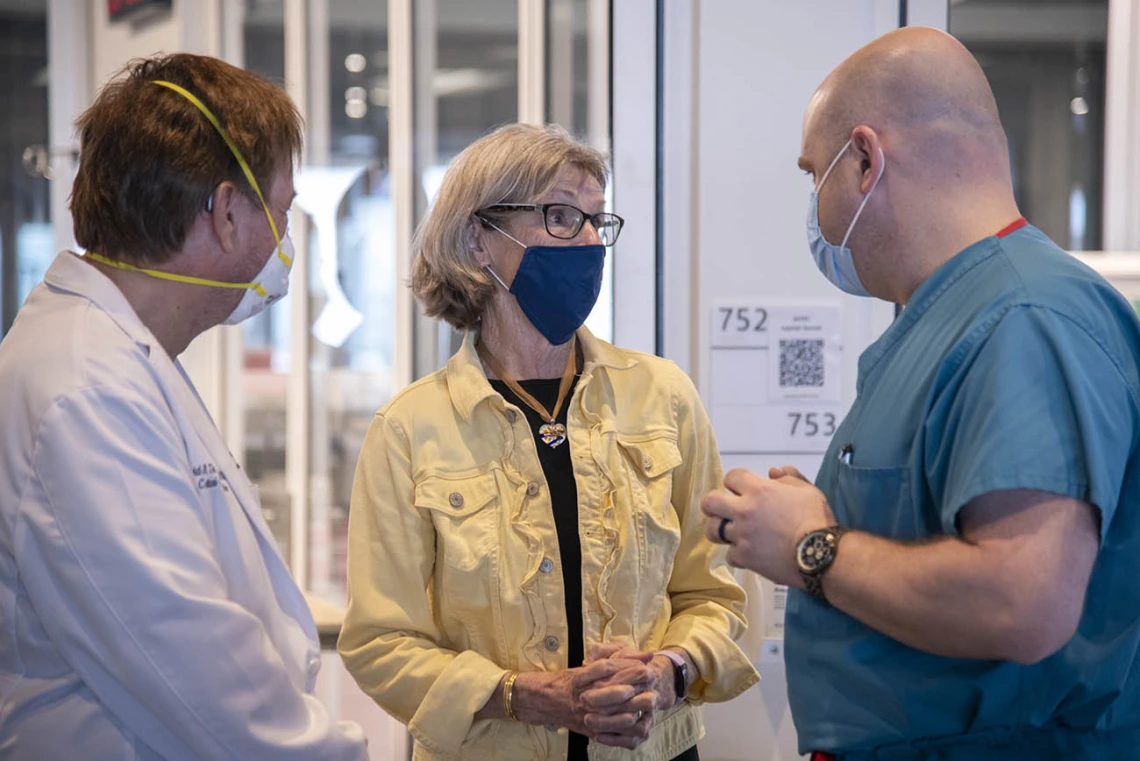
[786,224,1140,759]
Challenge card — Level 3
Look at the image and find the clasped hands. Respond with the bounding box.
[566,642,675,749]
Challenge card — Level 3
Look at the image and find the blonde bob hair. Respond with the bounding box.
[410,123,609,331]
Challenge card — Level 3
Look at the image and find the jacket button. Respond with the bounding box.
[448,492,464,508]
[545,724,560,733]
[539,557,554,573]
[526,482,540,497]
[506,409,518,423]
[641,455,654,470]
[544,635,560,652]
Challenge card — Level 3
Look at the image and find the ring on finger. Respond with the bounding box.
[718,517,731,544]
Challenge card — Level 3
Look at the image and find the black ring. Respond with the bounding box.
[718,517,731,544]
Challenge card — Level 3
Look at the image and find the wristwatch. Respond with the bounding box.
[795,525,846,602]
[657,649,689,705]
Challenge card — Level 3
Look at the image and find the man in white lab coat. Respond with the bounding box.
[0,53,367,760]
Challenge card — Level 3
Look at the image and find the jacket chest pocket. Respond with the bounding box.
[415,471,501,573]
[833,462,919,539]
[617,435,684,574]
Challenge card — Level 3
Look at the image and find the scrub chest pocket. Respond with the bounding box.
[833,462,920,540]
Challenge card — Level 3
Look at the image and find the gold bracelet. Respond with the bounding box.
[502,671,520,721]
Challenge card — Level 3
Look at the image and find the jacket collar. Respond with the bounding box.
[446,325,638,421]
[44,251,157,355]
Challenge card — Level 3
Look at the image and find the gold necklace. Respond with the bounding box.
[477,338,578,448]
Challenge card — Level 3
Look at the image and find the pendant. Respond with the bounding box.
[539,422,567,448]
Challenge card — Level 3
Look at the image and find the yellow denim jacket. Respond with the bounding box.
[339,328,759,761]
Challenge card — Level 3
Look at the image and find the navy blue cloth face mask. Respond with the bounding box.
[483,222,605,346]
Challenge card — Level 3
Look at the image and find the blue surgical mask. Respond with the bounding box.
[483,222,605,346]
[807,139,884,297]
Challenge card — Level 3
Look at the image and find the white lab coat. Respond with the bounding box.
[0,252,367,760]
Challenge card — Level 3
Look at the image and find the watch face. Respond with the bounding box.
[797,529,837,574]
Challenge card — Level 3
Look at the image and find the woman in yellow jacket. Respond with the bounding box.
[339,123,758,761]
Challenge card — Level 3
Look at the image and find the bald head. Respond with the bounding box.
[799,27,1022,304]
[805,27,1009,180]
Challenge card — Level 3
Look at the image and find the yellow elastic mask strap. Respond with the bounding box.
[84,252,267,296]
[151,80,291,268]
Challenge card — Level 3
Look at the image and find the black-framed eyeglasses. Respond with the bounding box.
[479,203,625,246]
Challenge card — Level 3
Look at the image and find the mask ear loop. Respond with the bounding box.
[839,146,886,251]
[485,265,510,290]
[479,216,527,249]
[815,139,852,193]
[475,215,525,290]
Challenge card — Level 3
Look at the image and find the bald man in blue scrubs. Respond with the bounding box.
[701,26,1140,761]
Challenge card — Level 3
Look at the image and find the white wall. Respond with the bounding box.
[1104,0,1140,251]
[651,2,945,758]
[90,0,181,90]
[611,0,659,354]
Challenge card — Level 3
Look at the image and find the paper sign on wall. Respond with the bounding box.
[765,582,788,639]
[709,301,844,454]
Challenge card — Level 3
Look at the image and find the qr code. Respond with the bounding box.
[779,339,824,387]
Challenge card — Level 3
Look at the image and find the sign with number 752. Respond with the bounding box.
[718,306,769,334]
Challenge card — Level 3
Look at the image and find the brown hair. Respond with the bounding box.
[410,123,609,331]
[70,53,303,264]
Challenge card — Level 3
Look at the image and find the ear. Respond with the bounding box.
[208,181,241,254]
[465,215,492,267]
[850,127,884,195]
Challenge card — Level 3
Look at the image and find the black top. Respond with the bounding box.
[489,377,699,761]
[489,377,588,758]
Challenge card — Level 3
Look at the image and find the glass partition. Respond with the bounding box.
[950,0,1108,250]
[304,0,394,602]
[241,0,292,565]
[1,1,51,337]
